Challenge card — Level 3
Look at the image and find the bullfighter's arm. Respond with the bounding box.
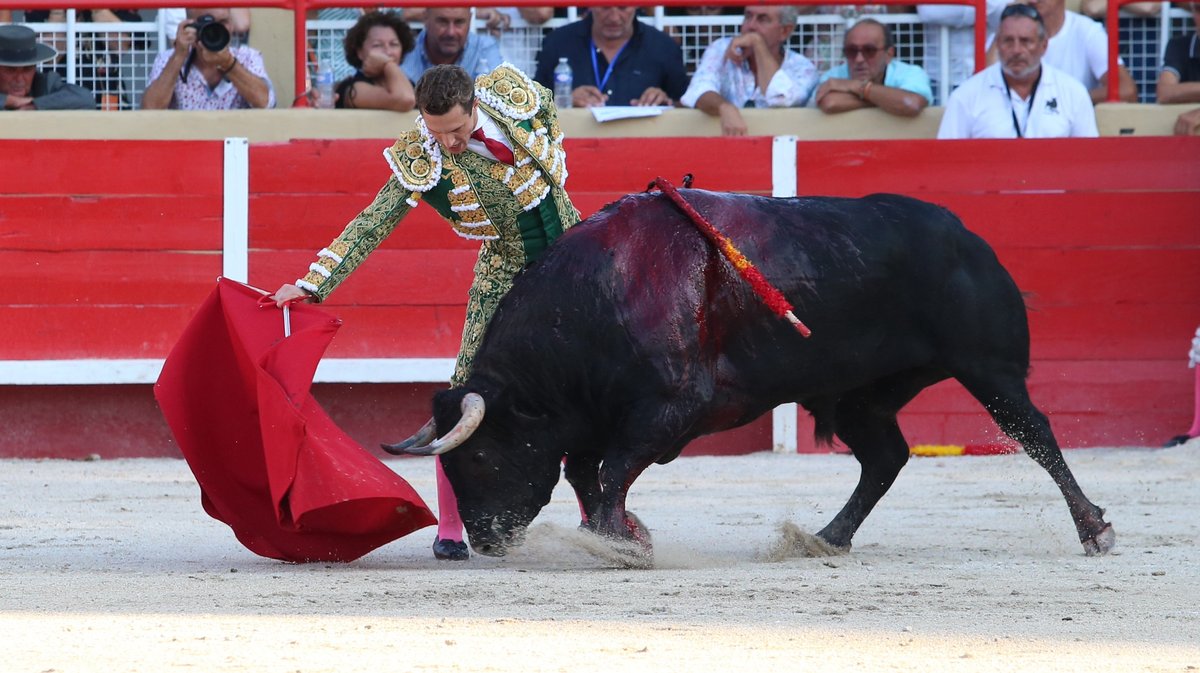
[295,175,418,301]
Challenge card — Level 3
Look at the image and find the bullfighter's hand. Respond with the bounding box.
[632,87,671,107]
[573,85,608,108]
[270,284,311,308]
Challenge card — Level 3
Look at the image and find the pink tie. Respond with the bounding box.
[470,127,515,166]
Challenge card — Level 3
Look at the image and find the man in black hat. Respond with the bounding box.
[0,24,96,111]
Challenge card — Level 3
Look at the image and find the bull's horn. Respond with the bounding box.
[381,416,438,455]
[421,393,486,456]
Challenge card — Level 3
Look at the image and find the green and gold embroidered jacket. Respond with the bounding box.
[296,64,580,302]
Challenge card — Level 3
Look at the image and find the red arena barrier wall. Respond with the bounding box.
[1,136,1196,458]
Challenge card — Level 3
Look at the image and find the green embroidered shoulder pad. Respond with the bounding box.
[384,129,440,193]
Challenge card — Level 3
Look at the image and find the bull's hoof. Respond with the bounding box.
[767,522,850,560]
[625,511,652,548]
[432,537,469,561]
[1081,523,1116,557]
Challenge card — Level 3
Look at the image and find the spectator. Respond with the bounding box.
[814,19,933,117]
[270,64,579,561]
[680,5,818,136]
[1176,106,1200,135]
[159,7,250,43]
[1078,0,1161,20]
[1156,1,1200,105]
[401,7,503,84]
[143,8,274,109]
[334,11,416,111]
[1001,0,1137,102]
[938,4,1097,138]
[917,0,1006,98]
[0,24,96,110]
[477,7,553,77]
[534,6,688,107]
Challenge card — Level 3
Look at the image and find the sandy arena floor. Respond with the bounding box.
[1,440,1197,673]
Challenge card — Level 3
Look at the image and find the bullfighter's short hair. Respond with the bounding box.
[414,64,475,116]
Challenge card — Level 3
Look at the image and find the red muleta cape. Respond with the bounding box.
[154,278,436,562]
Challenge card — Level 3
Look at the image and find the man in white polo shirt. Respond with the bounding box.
[938,3,1097,139]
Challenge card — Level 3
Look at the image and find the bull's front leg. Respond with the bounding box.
[563,452,602,530]
[595,453,654,562]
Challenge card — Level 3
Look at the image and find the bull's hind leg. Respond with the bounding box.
[958,372,1115,555]
[818,407,911,550]
[816,375,936,550]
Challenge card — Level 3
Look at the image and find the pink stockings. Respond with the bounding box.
[435,459,464,542]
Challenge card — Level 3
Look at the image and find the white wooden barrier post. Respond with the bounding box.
[223,137,250,283]
[771,136,799,454]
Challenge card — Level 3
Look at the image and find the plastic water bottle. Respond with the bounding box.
[553,57,572,109]
[314,59,335,109]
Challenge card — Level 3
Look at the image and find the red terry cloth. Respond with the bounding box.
[154,278,436,562]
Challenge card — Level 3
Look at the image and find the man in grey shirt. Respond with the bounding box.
[0,24,96,110]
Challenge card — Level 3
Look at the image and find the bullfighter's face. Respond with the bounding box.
[422,100,477,155]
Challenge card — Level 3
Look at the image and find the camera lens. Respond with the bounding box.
[195,16,230,52]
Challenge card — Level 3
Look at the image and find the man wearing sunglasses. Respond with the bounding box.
[812,19,933,117]
[938,3,1097,138]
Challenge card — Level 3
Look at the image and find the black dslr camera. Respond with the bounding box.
[192,14,230,52]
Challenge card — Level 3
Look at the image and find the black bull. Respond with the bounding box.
[388,189,1115,559]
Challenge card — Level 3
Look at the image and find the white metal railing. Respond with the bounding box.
[8,5,1195,109]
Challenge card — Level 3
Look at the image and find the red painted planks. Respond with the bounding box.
[998,248,1200,306]
[2,140,223,196]
[249,194,477,251]
[0,304,466,359]
[927,191,1200,250]
[795,137,1200,196]
[0,305,199,358]
[564,136,774,193]
[1,195,222,251]
[248,249,477,305]
[250,139,394,194]
[11,250,221,305]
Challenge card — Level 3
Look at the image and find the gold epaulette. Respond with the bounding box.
[384,129,441,193]
[476,63,541,121]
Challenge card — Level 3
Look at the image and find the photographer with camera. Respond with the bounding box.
[143,7,274,109]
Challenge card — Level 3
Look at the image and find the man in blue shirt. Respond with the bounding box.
[533,6,688,107]
[813,19,933,117]
[402,7,504,84]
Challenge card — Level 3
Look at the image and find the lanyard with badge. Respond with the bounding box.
[589,38,628,96]
[1002,67,1043,138]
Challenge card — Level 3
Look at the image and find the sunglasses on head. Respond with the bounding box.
[1000,3,1044,23]
[843,45,882,59]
